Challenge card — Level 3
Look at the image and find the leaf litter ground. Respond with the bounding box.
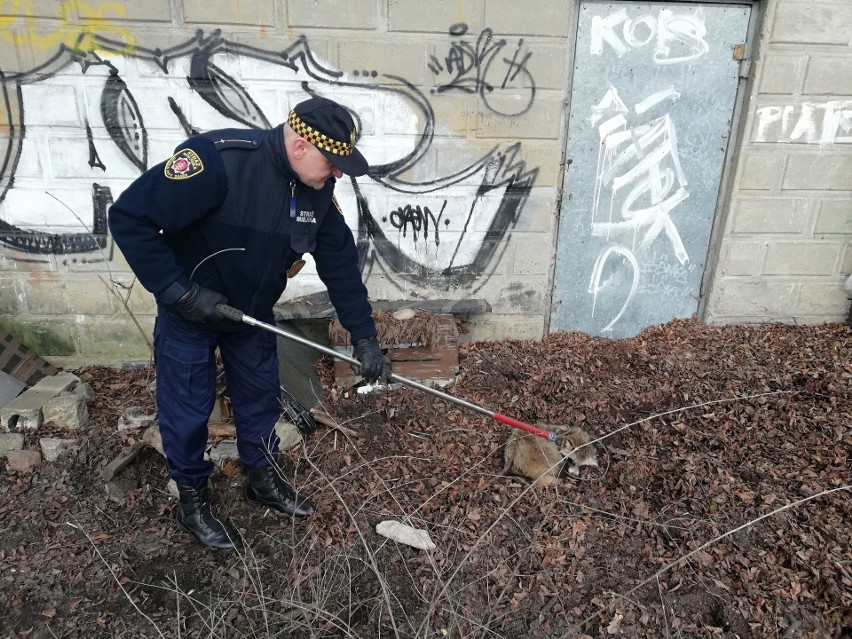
[0,319,850,638]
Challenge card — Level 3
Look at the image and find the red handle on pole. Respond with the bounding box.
[493,413,557,441]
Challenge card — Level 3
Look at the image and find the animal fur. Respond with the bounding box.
[502,425,598,485]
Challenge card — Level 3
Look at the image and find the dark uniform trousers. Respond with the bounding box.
[154,305,281,487]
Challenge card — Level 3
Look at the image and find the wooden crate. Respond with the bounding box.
[331,314,459,386]
[0,329,58,386]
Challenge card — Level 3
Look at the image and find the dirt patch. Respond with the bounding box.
[1,319,850,638]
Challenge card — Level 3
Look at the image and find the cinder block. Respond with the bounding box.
[794,282,851,316]
[63,278,117,315]
[718,241,763,276]
[288,0,377,29]
[0,278,21,316]
[465,313,542,342]
[76,319,154,360]
[771,3,851,46]
[757,53,804,95]
[183,0,275,26]
[476,95,563,139]
[23,278,72,314]
[737,153,784,191]
[31,372,80,394]
[803,56,852,95]
[731,197,809,234]
[763,242,840,276]
[0,432,25,453]
[483,0,572,37]
[511,234,553,275]
[815,199,852,235]
[388,0,479,33]
[708,280,797,317]
[337,40,425,85]
[783,153,852,191]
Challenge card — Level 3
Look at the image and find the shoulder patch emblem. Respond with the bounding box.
[164,149,204,180]
[331,195,343,215]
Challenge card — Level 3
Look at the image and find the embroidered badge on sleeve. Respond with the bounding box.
[164,149,204,180]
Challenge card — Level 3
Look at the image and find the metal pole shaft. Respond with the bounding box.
[233,309,495,419]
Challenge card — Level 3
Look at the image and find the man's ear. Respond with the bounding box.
[293,137,309,160]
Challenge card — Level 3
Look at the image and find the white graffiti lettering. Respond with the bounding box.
[754,101,852,145]
[586,86,691,332]
[590,8,709,65]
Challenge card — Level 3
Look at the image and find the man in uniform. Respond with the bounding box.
[108,97,385,552]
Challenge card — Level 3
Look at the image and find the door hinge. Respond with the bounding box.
[739,59,752,80]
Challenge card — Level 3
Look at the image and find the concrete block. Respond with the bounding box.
[388,0,479,33]
[0,278,20,315]
[32,371,80,394]
[783,153,852,191]
[183,0,275,26]
[74,382,95,400]
[39,437,76,462]
[708,280,797,317]
[62,278,116,315]
[771,3,851,46]
[23,277,72,314]
[141,425,164,456]
[510,234,553,275]
[4,449,42,473]
[76,319,154,360]
[117,406,157,431]
[718,241,763,276]
[337,39,424,85]
[763,242,840,276]
[794,282,852,316]
[483,0,572,37]
[1,390,51,430]
[288,0,377,29]
[275,417,303,451]
[840,244,852,275]
[737,153,783,191]
[0,432,25,453]
[42,393,89,430]
[815,199,852,235]
[101,0,172,21]
[757,53,805,95]
[207,440,239,462]
[730,197,809,234]
[464,313,543,342]
[476,95,564,139]
[803,56,852,95]
[3,0,63,20]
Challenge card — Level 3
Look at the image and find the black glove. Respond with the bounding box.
[174,283,227,323]
[351,336,385,384]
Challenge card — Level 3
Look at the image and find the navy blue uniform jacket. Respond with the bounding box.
[108,125,377,341]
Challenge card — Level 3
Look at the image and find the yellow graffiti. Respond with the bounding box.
[0,0,135,53]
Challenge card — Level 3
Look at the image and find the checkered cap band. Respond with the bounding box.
[288,111,355,156]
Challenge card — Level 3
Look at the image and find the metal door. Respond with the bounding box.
[550,1,752,337]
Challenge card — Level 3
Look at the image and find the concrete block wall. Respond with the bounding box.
[0,0,848,367]
[0,0,575,364]
[704,0,852,325]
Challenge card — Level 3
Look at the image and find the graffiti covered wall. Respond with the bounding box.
[0,0,849,364]
[0,1,567,362]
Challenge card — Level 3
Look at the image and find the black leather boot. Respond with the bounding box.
[176,480,243,552]
[245,465,312,517]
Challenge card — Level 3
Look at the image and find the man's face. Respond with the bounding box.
[296,141,344,189]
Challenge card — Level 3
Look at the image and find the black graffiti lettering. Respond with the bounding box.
[389,201,446,246]
[432,25,535,116]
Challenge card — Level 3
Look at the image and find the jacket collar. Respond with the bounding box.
[267,124,296,179]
